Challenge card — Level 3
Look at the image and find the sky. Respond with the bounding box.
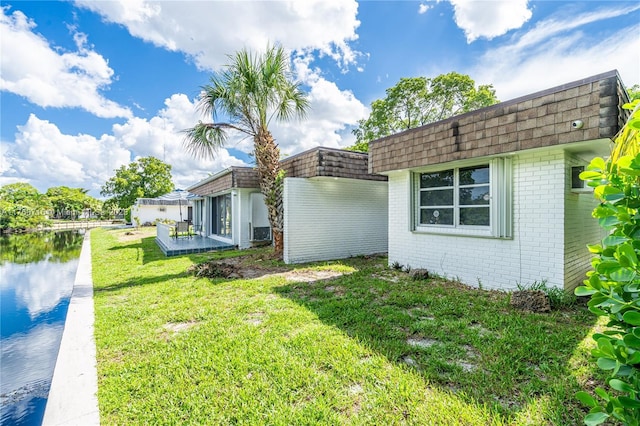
[1,0,639,199]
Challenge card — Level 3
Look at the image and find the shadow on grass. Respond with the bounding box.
[274,265,601,423]
[107,235,167,265]
[94,271,190,293]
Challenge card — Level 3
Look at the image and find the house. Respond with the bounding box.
[131,189,192,226]
[187,167,270,249]
[368,70,630,291]
[186,147,389,263]
[280,147,388,264]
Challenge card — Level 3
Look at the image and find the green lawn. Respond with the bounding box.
[91,227,604,425]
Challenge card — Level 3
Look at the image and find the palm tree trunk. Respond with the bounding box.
[254,128,284,258]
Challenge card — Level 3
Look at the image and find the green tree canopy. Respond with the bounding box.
[183,44,309,257]
[0,182,52,231]
[46,186,101,219]
[101,157,174,209]
[348,72,498,152]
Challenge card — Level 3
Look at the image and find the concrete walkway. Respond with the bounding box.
[42,232,100,425]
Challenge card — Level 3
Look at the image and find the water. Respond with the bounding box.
[0,231,84,426]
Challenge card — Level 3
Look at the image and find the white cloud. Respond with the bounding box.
[418,4,433,14]
[1,258,77,318]
[74,0,362,72]
[261,54,368,156]
[449,0,532,43]
[0,6,131,118]
[0,95,248,197]
[471,6,640,101]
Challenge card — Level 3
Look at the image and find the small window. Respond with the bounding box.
[414,158,512,238]
[571,166,585,189]
[418,165,490,227]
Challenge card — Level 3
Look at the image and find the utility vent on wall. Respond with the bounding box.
[252,227,271,241]
[571,166,592,193]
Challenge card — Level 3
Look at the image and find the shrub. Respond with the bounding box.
[517,280,576,309]
[575,99,640,425]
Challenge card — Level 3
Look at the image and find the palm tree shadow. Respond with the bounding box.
[108,236,166,265]
[94,271,189,293]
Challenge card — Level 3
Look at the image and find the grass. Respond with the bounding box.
[91,227,606,425]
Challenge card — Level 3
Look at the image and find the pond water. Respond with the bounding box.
[0,230,84,426]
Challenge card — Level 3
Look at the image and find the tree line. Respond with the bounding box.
[0,156,174,233]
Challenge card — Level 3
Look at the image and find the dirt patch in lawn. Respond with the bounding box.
[188,256,348,283]
[117,230,147,242]
[159,321,200,340]
[188,256,289,279]
[283,269,346,283]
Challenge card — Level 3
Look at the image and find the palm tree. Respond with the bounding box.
[183,44,309,257]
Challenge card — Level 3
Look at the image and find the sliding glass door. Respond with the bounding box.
[211,193,232,239]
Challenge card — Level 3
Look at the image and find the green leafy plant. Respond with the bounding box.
[391,260,403,271]
[575,99,640,425]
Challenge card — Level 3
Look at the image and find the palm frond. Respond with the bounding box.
[185,43,309,160]
[182,122,251,159]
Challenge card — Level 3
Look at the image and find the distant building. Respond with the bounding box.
[131,190,192,226]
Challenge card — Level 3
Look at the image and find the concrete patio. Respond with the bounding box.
[155,223,234,256]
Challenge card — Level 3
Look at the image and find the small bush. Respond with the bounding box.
[516,280,576,309]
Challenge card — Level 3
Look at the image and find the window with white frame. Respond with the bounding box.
[414,158,512,238]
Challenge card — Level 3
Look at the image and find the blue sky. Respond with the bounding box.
[1,0,639,198]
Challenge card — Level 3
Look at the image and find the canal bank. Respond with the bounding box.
[42,233,99,425]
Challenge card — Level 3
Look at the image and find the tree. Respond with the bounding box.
[183,44,309,257]
[101,157,174,209]
[0,183,52,231]
[46,186,101,219]
[348,72,498,152]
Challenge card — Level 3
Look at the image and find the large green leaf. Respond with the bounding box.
[588,244,604,254]
[603,235,630,247]
[609,378,635,392]
[628,117,640,131]
[623,311,640,326]
[584,412,609,426]
[588,157,607,171]
[576,391,598,408]
[575,286,597,296]
[597,357,617,370]
[626,350,640,364]
[580,170,604,180]
[618,243,639,265]
[599,216,621,228]
[622,332,640,349]
[619,396,640,408]
[611,268,636,282]
[595,185,625,202]
[597,261,623,274]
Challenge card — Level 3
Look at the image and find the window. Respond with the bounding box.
[414,158,511,238]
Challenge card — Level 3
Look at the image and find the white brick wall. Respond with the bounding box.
[131,204,187,226]
[564,153,604,290]
[283,177,388,264]
[388,149,596,290]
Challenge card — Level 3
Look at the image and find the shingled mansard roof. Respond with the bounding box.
[368,70,630,174]
[188,147,387,195]
[279,147,386,181]
[187,167,260,196]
